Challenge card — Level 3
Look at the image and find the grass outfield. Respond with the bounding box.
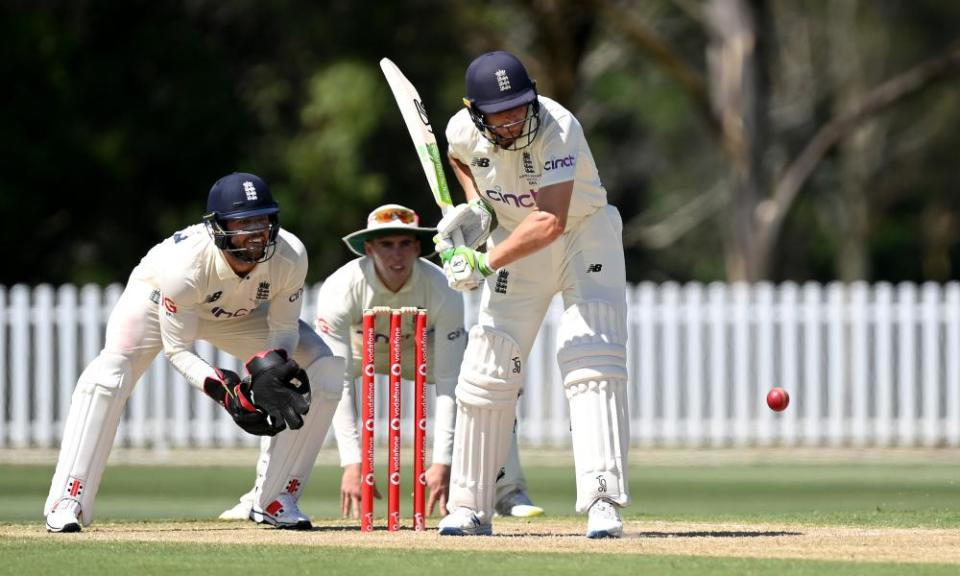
[1,450,958,575]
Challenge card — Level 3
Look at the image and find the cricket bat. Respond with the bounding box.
[379,58,459,223]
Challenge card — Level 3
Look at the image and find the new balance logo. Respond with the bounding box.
[471,157,490,168]
[243,181,258,200]
[587,264,603,273]
[494,269,509,294]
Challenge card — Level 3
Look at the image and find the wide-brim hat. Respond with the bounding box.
[342,203,436,257]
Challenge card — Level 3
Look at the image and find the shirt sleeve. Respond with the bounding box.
[265,238,308,354]
[430,287,466,466]
[538,110,581,188]
[315,265,361,465]
[158,268,218,390]
[331,378,361,466]
[445,110,473,166]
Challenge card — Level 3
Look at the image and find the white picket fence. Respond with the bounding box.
[1,282,959,450]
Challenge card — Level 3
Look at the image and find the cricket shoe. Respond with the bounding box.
[250,494,312,530]
[494,489,544,518]
[46,498,82,533]
[218,489,254,521]
[586,498,623,539]
[437,507,492,536]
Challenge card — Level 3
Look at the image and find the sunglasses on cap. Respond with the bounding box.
[370,206,419,225]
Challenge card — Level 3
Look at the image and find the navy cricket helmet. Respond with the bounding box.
[203,172,280,263]
[464,51,540,150]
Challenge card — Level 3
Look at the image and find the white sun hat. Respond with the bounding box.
[342,203,437,257]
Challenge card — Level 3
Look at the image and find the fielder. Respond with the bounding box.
[436,51,630,538]
[44,172,345,532]
[220,203,541,521]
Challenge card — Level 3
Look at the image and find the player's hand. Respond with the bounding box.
[440,246,494,292]
[425,463,451,516]
[340,463,381,518]
[203,368,285,436]
[434,199,496,253]
[245,349,311,430]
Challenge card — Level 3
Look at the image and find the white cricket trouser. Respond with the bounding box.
[45,279,336,525]
[448,205,630,517]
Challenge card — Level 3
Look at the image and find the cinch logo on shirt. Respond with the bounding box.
[544,155,575,171]
[485,188,538,208]
[211,306,252,318]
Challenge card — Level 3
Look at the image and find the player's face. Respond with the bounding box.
[224,215,271,260]
[366,234,420,291]
[485,105,529,147]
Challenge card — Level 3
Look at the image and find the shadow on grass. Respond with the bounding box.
[458,530,804,539]
[632,530,803,538]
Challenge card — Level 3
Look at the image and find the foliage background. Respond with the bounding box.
[4,0,959,285]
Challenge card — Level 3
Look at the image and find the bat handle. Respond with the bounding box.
[439,204,466,249]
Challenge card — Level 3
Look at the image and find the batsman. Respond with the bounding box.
[44,173,345,532]
[436,51,630,538]
[220,203,542,522]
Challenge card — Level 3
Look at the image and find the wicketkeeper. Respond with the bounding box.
[44,172,345,532]
[220,204,541,522]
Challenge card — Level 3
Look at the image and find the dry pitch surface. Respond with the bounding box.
[3,519,958,565]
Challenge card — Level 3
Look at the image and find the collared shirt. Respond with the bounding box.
[314,256,465,387]
[129,222,307,388]
[446,96,607,231]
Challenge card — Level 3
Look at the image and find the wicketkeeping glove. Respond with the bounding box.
[440,246,495,292]
[433,199,496,254]
[244,349,312,431]
[203,368,285,436]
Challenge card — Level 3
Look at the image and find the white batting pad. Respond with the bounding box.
[557,301,631,512]
[253,354,342,506]
[447,326,523,522]
[495,411,527,502]
[45,352,134,525]
[447,403,516,524]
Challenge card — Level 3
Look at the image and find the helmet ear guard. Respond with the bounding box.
[203,212,280,264]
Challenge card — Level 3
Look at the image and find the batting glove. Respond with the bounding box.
[433,199,496,254]
[440,246,495,292]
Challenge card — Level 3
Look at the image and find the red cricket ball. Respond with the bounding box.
[766,387,790,412]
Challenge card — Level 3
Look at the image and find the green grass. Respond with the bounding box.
[2,461,957,527]
[1,456,958,575]
[1,539,959,576]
